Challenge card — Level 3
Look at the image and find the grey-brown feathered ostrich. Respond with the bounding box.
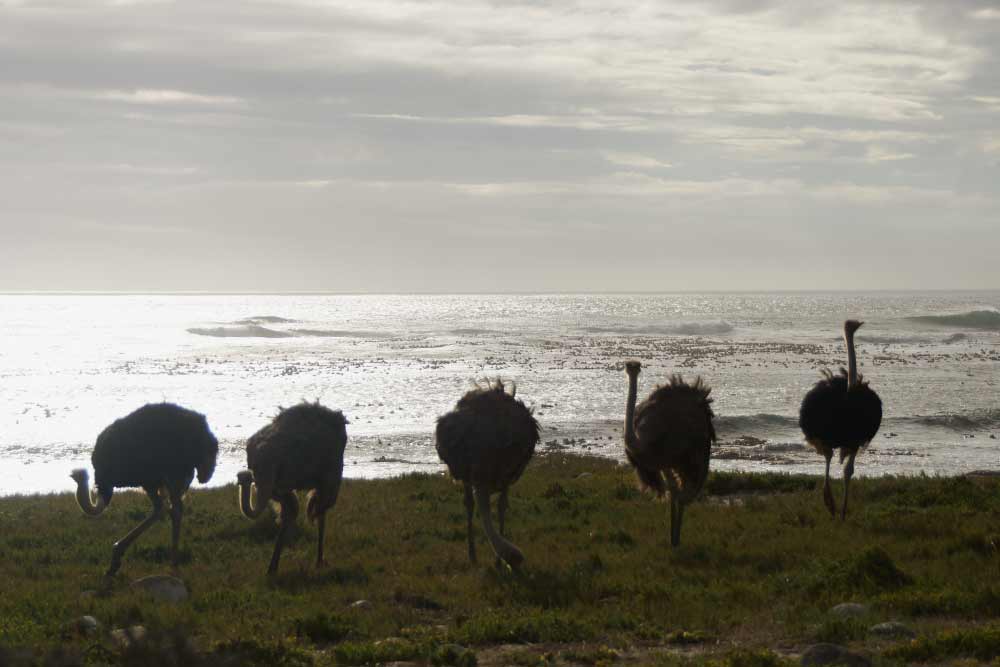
[435,379,539,570]
[237,402,348,575]
[799,320,882,519]
[70,403,218,577]
[623,362,715,547]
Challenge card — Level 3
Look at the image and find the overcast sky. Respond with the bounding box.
[1,0,998,292]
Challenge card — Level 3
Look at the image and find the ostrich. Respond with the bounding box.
[70,403,218,577]
[435,379,539,570]
[623,362,715,547]
[800,319,882,519]
[237,401,348,575]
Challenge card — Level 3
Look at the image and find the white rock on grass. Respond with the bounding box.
[870,621,916,638]
[111,625,148,649]
[350,599,372,610]
[829,602,868,618]
[131,575,188,603]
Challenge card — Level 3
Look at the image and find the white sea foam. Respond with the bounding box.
[1,291,998,495]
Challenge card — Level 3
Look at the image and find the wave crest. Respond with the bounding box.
[907,310,1000,330]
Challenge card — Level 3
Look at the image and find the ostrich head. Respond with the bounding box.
[844,320,864,336]
[624,361,642,378]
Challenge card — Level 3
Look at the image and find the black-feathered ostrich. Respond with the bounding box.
[70,403,219,577]
[435,379,539,570]
[800,319,882,519]
[623,362,715,547]
[237,402,348,575]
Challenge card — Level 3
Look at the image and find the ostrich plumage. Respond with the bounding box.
[435,379,539,569]
[70,402,219,577]
[799,320,882,519]
[237,401,348,575]
[623,362,715,547]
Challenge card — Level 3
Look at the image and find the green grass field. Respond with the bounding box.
[2,454,999,666]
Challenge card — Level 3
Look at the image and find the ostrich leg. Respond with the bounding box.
[823,451,836,518]
[495,487,510,567]
[268,492,299,575]
[316,472,343,567]
[463,483,476,563]
[108,488,164,576]
[668,493,683,547]
[841,449,857,520]
[167,485,185,568]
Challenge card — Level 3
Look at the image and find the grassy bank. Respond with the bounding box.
[1,454,999,665]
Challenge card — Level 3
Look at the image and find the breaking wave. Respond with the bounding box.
[581,321,734,336]
[909,410,1000,431]
[907,310,1000,330]
[716,413,798,436]
[235,316,296,325]
[187,325,293,338]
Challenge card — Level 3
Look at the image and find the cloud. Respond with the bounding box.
[602,151,672,169]
[96,89,244,106]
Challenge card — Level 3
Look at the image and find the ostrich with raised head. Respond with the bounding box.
[70,403,219,577]
[435,379,539,570]
[623,362,715,547]
[800,319,882,519]
[237,401,348,575]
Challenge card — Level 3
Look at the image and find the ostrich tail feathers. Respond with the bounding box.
[626,449,667,497]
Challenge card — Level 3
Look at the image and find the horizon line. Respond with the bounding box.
[1,288,999,297]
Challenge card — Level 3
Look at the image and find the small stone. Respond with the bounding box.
[829,602,868,618]
[801,643,871,667]
[576,472,593,479]
[65,615,100,638]
[869,621,916,638]
[111,625,147,649]
[131,575,188,603]
[350,599,372,609]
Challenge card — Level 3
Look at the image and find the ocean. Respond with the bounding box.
[2,292,998,495]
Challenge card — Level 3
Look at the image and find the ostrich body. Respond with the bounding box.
[435,379,539,569]
[70,403,218,577]
[623,362,715,547]
[800,319,882,519]
[237,402,347,575]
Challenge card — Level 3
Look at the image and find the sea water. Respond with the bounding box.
[2,292,998,495]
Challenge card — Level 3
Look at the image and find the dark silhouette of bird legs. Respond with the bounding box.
[473,485,524,570]
[822,451,836,517]
[268,492,299,575]
[668,492,684,548]
[463,484,476,563]
[314,474,342,568]
[496,488,510,568]
[107,487,164,577]
[841,450,857,520]
[167,484,186,570]
[821,449,858,520]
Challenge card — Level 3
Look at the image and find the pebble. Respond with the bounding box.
[869,621,916,638]
[829,602,868,618]
[576,472,593,479]
[131,575,188,603]
[111,625,148,649]
[801,643,871,667]
[66,615,100,637]
[351,599,372,610]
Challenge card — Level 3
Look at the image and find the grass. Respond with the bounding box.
[1,454,998,665]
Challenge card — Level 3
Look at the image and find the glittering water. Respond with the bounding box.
[2,292,998,495]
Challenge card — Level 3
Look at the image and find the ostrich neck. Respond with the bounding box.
[845,331,858,388]
[74,480,106,516]
[624,373,639,449]
[238,479,269,519]
[474,486,523,568]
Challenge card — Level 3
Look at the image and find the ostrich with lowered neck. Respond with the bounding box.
[435,379,539,570]
[623,362,715,547]
[800,319,882,519]
[70,403,218,577]
[237,402,348,575]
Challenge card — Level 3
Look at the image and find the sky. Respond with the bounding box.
[1,0,998,293]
